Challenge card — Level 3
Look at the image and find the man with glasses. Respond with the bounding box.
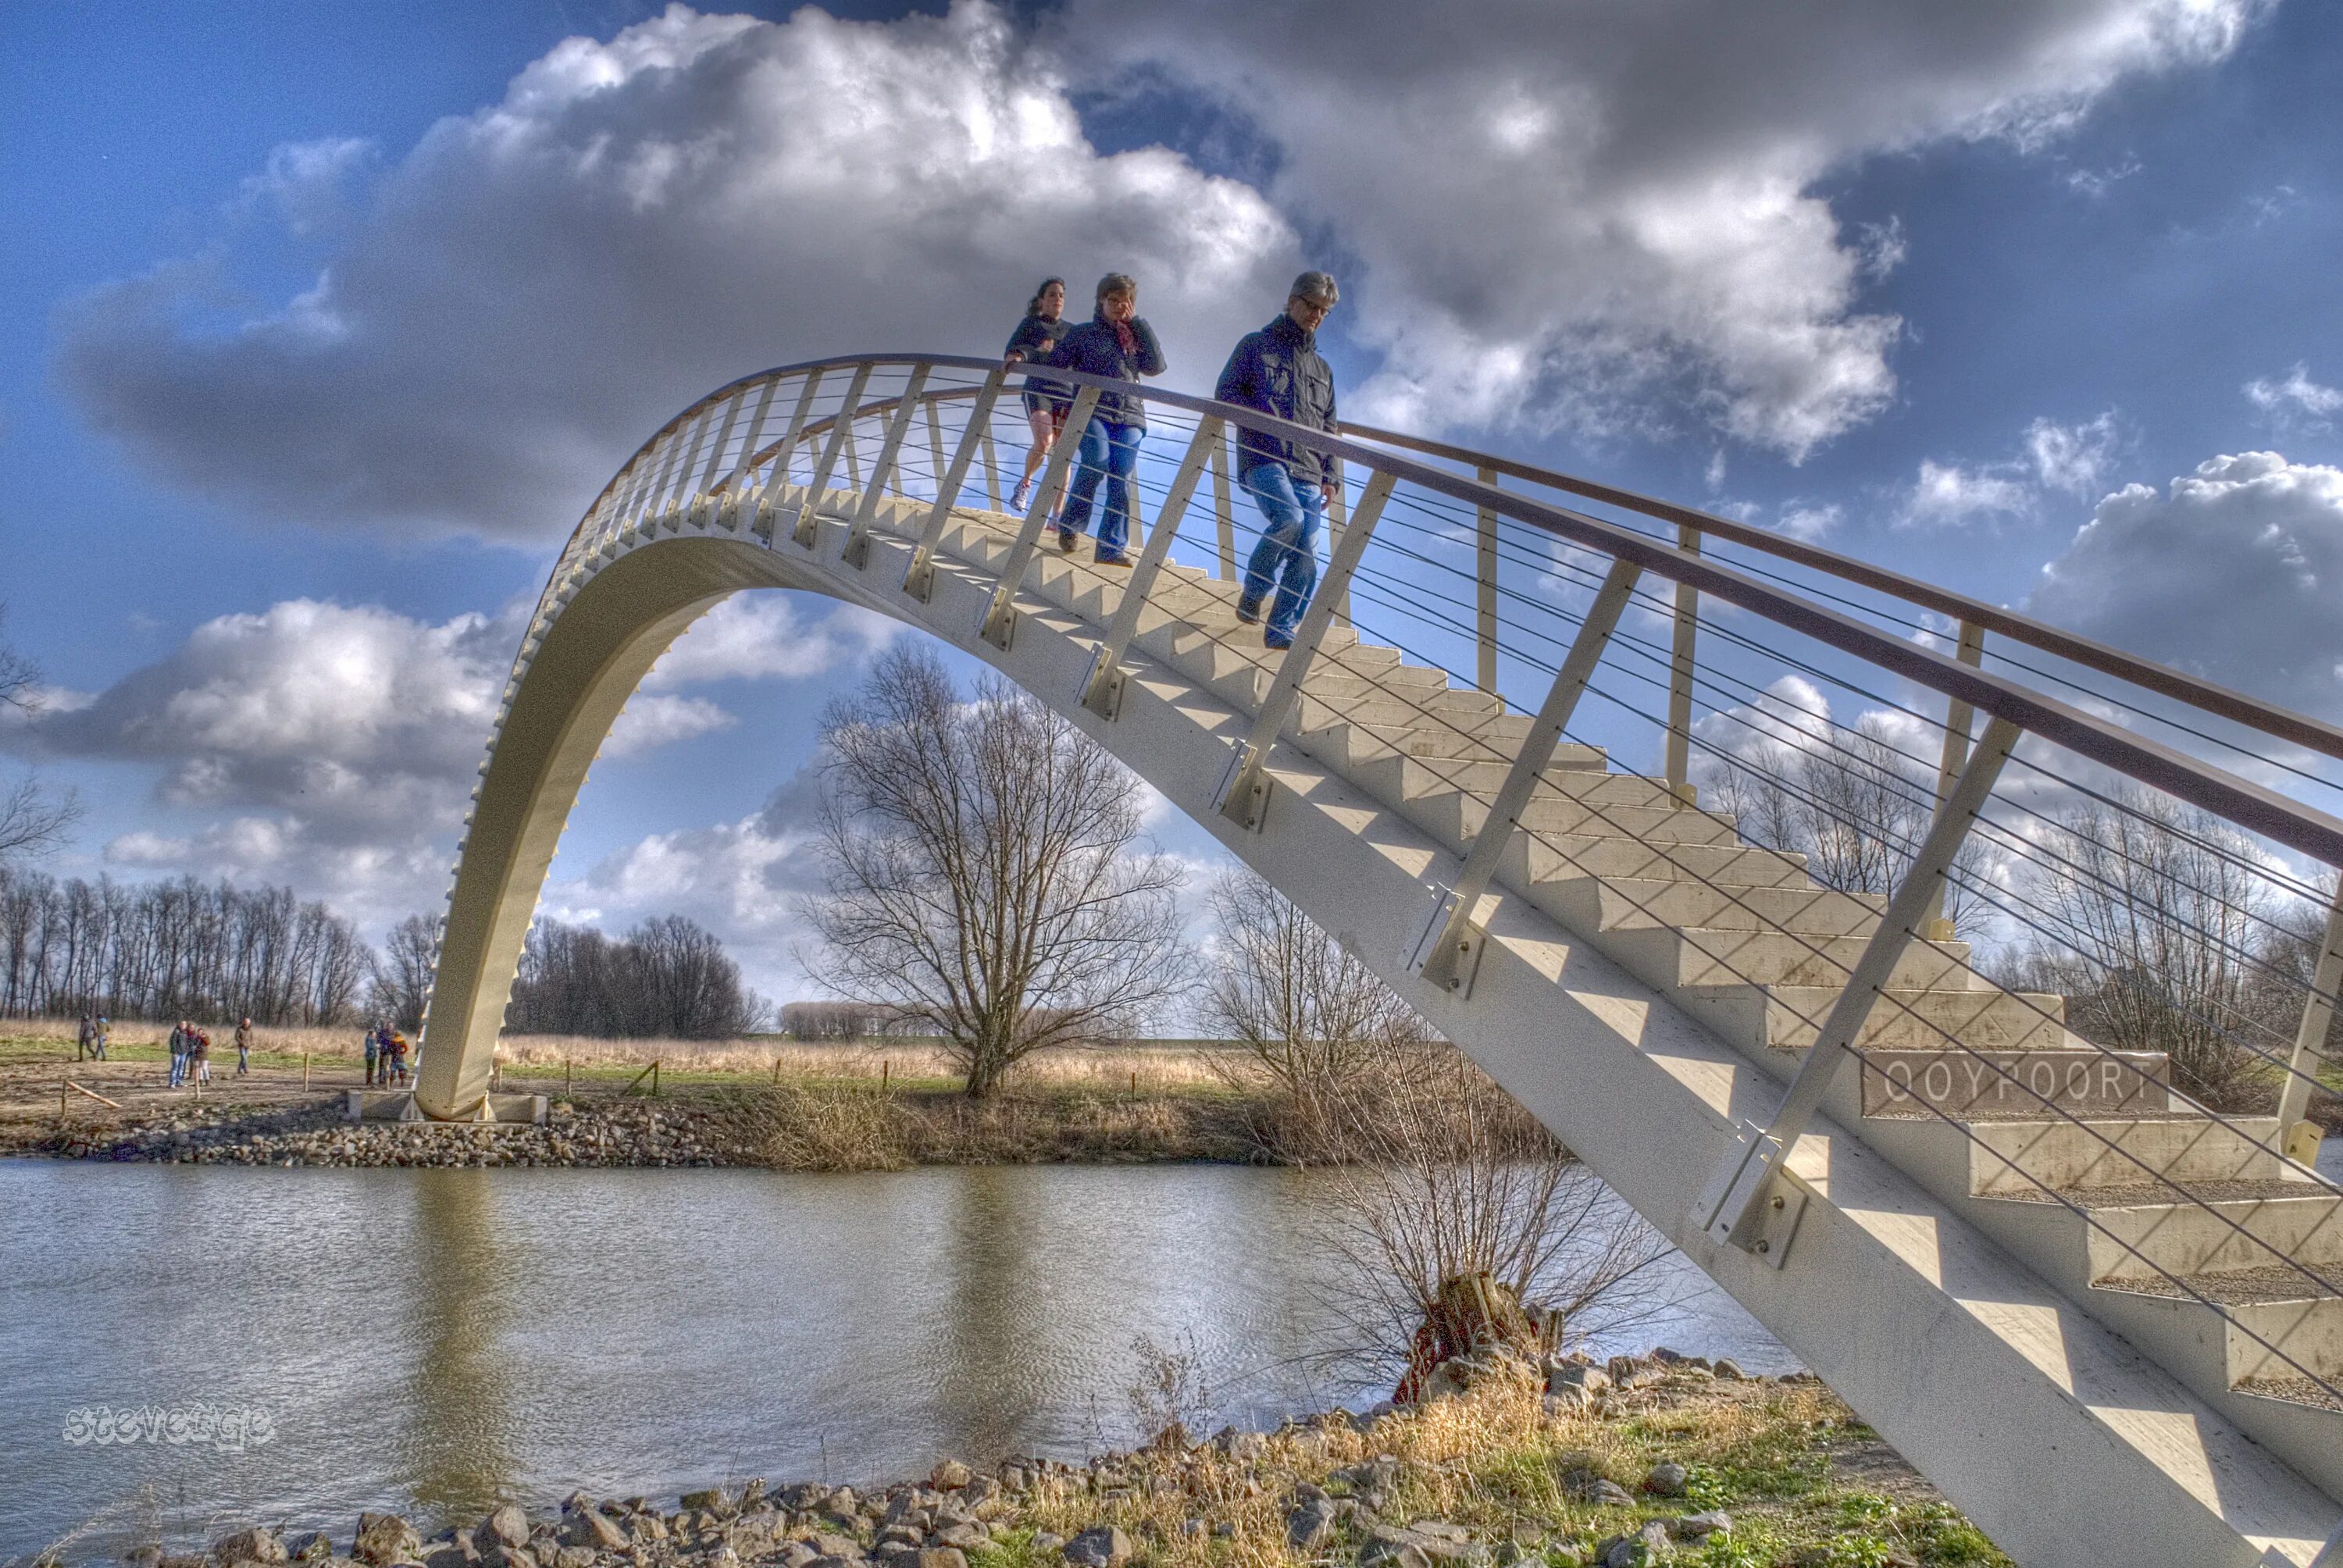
[1216,271,1341,650]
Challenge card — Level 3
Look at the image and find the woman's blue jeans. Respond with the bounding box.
[1239,461,1325,641]
[1058,417,1143,559]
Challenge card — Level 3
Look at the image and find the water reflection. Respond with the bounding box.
[0,1162,1790,1559]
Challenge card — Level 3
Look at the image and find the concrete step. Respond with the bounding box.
[2093,1267,2343,1385]
[1981,1177,2343,1283]
[1681,982,2067,1054]
[1521,832,1814,890]
[1606,924,1971,991]
[1964,1114,2295,1196]
[1564,875,1884,938]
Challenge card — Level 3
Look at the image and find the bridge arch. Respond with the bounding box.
[415,353,2343,1566]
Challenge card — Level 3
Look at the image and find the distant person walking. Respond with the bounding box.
[77,1014,94,1061]
[1218,271,1342,650]
[1045,273,1164,566]
[190,1026,212,1085]
[234,1017,253,1077]
[168,1021,188,1088]
[363,1025,380,1088]
[91,1016,109,1061]
[1004,277,1072,515]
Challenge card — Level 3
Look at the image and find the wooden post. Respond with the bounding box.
[303,1052,311,1087]
[60,1081,68,1117]
[882,1059,890,1092]
[772,1056,782,1085]
[566,1057,574,1096]
[651,1060,660,1097]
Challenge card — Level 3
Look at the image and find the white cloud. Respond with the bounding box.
[1901,409,2124,526]
[1066,0,2262,460]
[2245,363,2343,427]
[2030,451,2343,719]
[1777,502,1842,543]
[5,590,886,927]
[58,2,1300,543]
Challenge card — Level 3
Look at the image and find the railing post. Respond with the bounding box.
[713,377,783,530]
[976,384,1103,649]
[841,363,932,568]
[659,404,717,529]
[1475,465,1499,693]
[630,421,688,536]
[925,397,947,501]
[1411,558,1641,996]
[1664,524,1702,807]
[1920,618,1987,939]
[1692,715,2021,1265]
[1079,416,1223,718]
[766,369,826,490]
[1326,460,1352,625]
[2276,880,2343,1164]
[1213,470,1399,830]
[694,388,747,498]
[792,362,874,549]
[904,369,1009,601]
[1211,428,1236,581]
[980,425,1001,511]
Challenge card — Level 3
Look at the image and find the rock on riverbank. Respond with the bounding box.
[36,1099,758,1168]
[73,1356,2006,1568]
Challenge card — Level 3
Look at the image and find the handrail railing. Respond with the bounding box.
[542,351,2343,869]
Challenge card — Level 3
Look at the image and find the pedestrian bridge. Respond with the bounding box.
[415,353,2343,1565]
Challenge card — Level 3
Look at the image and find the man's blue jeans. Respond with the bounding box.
[1058,417,1142,560]
[1239,461,1325,642]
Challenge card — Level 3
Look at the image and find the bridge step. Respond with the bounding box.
[1685,982,2068,1053]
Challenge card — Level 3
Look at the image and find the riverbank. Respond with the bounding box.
[52,1356,2006,1568]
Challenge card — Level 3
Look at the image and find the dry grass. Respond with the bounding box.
[982,1370,2007,1568]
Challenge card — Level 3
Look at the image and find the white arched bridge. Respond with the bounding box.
[412,353,2343,1566]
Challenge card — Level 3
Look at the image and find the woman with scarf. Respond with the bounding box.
[1044,273,1165,565]
[1002,277,1071,515]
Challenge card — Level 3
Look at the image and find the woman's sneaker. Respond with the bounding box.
[1058,528,1079,553]
[1010,479,1032,513]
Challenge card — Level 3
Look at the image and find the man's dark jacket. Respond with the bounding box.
[1215,313,1338,485]
[1045,309,1166,429]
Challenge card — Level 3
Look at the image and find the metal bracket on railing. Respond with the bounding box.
[1689,1121,1809,1267]
[904,369,1007,603]
[1079,416,1221,720]
[1692,715,2021,1263]
[1920,618,1987,940]
[793,362,873,550]
[976,385,1102,650]
[842,362,930,569]
[1213,471,1399,832]
[1411,558,1641,997]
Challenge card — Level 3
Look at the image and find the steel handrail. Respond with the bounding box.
[550,353,2343,870]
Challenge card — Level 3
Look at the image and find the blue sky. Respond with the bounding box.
[4,0,2341,1003]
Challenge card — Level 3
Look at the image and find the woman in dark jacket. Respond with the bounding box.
[1003,276,1070,515]
[1044,273,1165,565]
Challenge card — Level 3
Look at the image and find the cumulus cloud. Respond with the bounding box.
[2245,363,2343,428]
[2030,451,2343,719]
[1066,0,2260,458]
[4,589,886,926]
[59,2,1300,543]
[1900,410,2124,526]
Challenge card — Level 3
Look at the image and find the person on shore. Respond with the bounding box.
[1217,271,1343,650]
[77,1013,94,1061]
[363,1025,380,1088]
[1003,277,1072,516]
[168,1020,187,1088]
[234,1017,253,1077]
[91,1016,109,1061]
[1045,273,1164,566]
[191,1025,212,1085]
[389,1030,411,1087]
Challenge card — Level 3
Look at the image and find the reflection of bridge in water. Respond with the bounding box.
[410,353,2343,1564]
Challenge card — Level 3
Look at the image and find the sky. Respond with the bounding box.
[3,0,2341,1009]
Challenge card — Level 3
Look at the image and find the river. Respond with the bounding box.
[0,1161,1793,1557]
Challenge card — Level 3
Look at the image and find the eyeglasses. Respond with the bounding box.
[1293,298,1334,315]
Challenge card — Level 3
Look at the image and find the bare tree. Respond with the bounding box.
[1314,1039,1678,1399]
[2008,784,2296,1110]
[1201,867,1424,1099]
[0,609,80,864]
[370,914,440,1030]
[796,643,1188,1097]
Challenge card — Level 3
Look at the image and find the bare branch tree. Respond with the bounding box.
[1200,868,1423,1099]
[0,607,80,865]
[795,644,1189,1097]
[1313,1040,1678,1400]
[369,914,440,1031]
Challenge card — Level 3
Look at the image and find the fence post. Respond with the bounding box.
[1214,470,1400,830]
[1472,465,1500,692]
[303,1053,311,1087]
[1694,715,2021,1265]
[1410,558,1642,996]
[1211,428,1236,581]
[1664,524,1702,807]
[1920,619,1988,939]
[842,362,933,568]
[2276,881,2343,1162]
[1079,415,1223,718]
[904,369,1009,601]
[977,384,1103,649]
[793,362,875,549]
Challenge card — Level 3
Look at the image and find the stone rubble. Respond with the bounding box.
[41,1099,759,1168]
